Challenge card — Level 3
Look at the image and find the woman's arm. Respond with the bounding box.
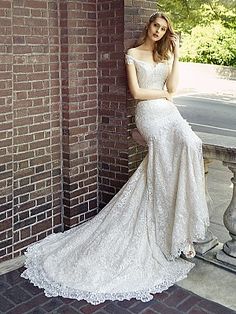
[126,55,172,101]
[165,38,180,94]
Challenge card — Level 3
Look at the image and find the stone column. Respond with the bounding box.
[195,158,219,254]
[216,162,236,266]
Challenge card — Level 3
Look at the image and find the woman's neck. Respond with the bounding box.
[141,38,156,51]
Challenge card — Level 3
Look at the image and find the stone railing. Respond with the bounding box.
[195,131,236,272]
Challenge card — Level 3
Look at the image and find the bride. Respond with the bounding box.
[21,12,210,305]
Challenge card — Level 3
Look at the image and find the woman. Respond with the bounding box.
[21,12,210,305]
[126,12,209,258]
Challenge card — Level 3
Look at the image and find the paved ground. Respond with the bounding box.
[0,267,235,314]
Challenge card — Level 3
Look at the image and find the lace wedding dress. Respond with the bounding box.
[21,53,210,305]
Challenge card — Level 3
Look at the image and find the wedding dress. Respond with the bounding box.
[21,53,210,305]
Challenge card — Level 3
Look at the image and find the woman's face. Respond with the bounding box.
[147,17,168,42]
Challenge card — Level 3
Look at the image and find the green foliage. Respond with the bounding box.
[199,1,236,30]
[156,0,236,65]
[179,22,236,66]
[157,0,236,33]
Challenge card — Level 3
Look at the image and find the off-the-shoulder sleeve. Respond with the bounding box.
[125,54,135,65]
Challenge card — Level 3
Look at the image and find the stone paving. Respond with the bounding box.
[0,267,235,314]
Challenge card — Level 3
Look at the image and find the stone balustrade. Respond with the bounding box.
[195,131,236,271]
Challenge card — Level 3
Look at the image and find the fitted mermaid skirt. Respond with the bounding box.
[21,98,210,305]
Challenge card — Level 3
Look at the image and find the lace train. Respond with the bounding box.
[21,230,195,305]
[21,54,210,305]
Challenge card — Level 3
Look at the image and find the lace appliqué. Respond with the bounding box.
[20,53,210,306]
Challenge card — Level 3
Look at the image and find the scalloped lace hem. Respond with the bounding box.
[21,262,194,305]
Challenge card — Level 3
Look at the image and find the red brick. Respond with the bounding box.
[0,218,12,232]
[13,26,31,35]
[177,295,203,312]
[197,300,235,314]
[0,1,11,8]
[20,227,30,240]
[32,218,52,235]
[25,0,47,9]
[14,65,33,73]
[14,237,36,251]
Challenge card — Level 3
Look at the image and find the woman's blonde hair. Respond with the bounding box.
[134,12,177,62]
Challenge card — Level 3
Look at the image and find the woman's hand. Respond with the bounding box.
[173,36,180,59]
[164,91,173,102]
[166,36,180,94]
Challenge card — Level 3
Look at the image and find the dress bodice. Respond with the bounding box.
[125,54,170,90]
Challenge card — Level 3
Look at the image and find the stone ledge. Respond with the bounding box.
[196,131,236,162]
[0,256,25,276]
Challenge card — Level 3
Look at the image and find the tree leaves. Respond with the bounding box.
[180,22,236,66]
[157,0,236,32]
[156,0,236,65]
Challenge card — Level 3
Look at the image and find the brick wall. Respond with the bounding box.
[60,1,98,229]
[0,0,157,263]
[124,0,157,176]
[0,0,13,263]
[97,0,157,209]
[97,1,129,209]
[0,0,62,263]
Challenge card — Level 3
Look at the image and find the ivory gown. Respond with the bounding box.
[21,53,210,305]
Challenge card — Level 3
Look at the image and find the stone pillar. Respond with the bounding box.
[216,162,236,266]
[195,158,219,254]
